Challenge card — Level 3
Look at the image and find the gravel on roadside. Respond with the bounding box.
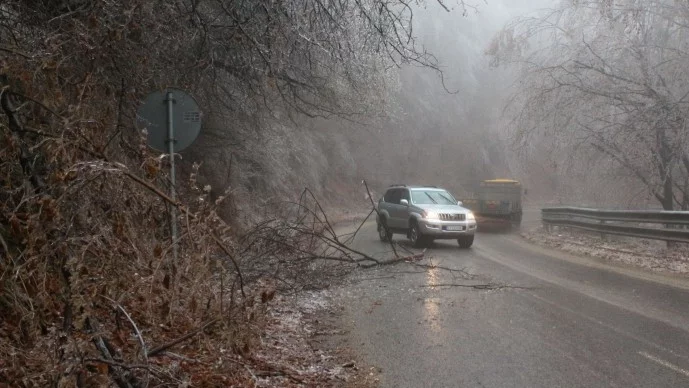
[522,226,689,275]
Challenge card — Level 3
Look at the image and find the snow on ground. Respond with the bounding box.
[523,226,689,275]
[249,289,363,387]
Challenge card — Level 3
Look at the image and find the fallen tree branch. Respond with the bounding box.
[0,229,9,259]
[350,275,398,282]
[245,364,259,383]
[104,297,148,359]
[84,358,153,371]
[255,370,305,383]
[303,187,338,240]
[420,283,536,290]
[161,352,205,364]
[284,226,384,265]
[87,318,136,388]
[411,262,476,277]
[102,297,151,387]
[360,253,424,268]
[211,233,246,298]
[0,46,31,58]
[342,208,375,245]
[147,319,218,358]
[251,362,306,384]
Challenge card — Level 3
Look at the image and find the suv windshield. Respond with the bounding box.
[411,189,457,205]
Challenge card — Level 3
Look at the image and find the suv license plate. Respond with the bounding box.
[446,225,465,231]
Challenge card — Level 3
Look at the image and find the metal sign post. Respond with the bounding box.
[136,88,202,263]
[165,91,178,261]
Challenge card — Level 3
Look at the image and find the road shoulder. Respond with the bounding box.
[515,227,689,290]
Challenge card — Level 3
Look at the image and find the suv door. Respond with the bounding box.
[388,188,410,228]
[384,189,400,227]
[398,189,411,229]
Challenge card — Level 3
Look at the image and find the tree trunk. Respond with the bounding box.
[662,174,674,210]
[657,127,674,211]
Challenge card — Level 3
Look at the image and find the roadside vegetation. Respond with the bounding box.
[0,0,476,385]
[490,0,689,210]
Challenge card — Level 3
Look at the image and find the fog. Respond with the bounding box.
[298,0,557,202]
[176,0,689,215]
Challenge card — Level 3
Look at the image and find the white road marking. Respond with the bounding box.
[638,351,689,378]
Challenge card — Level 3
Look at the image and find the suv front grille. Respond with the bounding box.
[439,213,465,221]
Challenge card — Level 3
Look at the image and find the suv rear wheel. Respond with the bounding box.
[457,235,474,249]
[377,217,392,242]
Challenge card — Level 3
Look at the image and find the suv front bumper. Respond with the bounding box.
[418,218,477,238]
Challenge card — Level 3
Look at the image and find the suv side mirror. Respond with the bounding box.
[400,199,409,206]
[457,201,463,206]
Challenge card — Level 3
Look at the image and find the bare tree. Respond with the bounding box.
[489,0,689,209]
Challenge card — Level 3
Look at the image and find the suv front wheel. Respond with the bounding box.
[409,222,427,248]
[457,235,474,249]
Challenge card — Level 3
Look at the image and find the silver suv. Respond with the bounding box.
[376,185,477,248]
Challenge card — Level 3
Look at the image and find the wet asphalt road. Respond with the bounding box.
[334,210,689,388]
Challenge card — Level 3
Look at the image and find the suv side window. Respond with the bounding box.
[390,189,402,205]
[383,189,395,203]
[388,189,402,204]
[400,189,410,203]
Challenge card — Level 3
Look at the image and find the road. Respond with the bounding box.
[334,210,689,387]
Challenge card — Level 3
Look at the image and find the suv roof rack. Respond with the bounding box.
[389,184,442,189]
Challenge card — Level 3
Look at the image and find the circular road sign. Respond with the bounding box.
[136,88,202,152]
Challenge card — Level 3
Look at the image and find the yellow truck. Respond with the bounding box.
[462,179,523,228]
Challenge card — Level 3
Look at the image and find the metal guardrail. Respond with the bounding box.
[542,207,689,243]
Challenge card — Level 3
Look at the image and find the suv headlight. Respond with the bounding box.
[423,210,439,220]
[466,212,475,221]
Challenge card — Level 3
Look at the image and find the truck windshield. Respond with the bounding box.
[412,190,456,205]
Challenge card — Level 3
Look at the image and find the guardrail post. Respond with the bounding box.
[543,217,551,233]
[600,219,607,241]
[666,223,676,249]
